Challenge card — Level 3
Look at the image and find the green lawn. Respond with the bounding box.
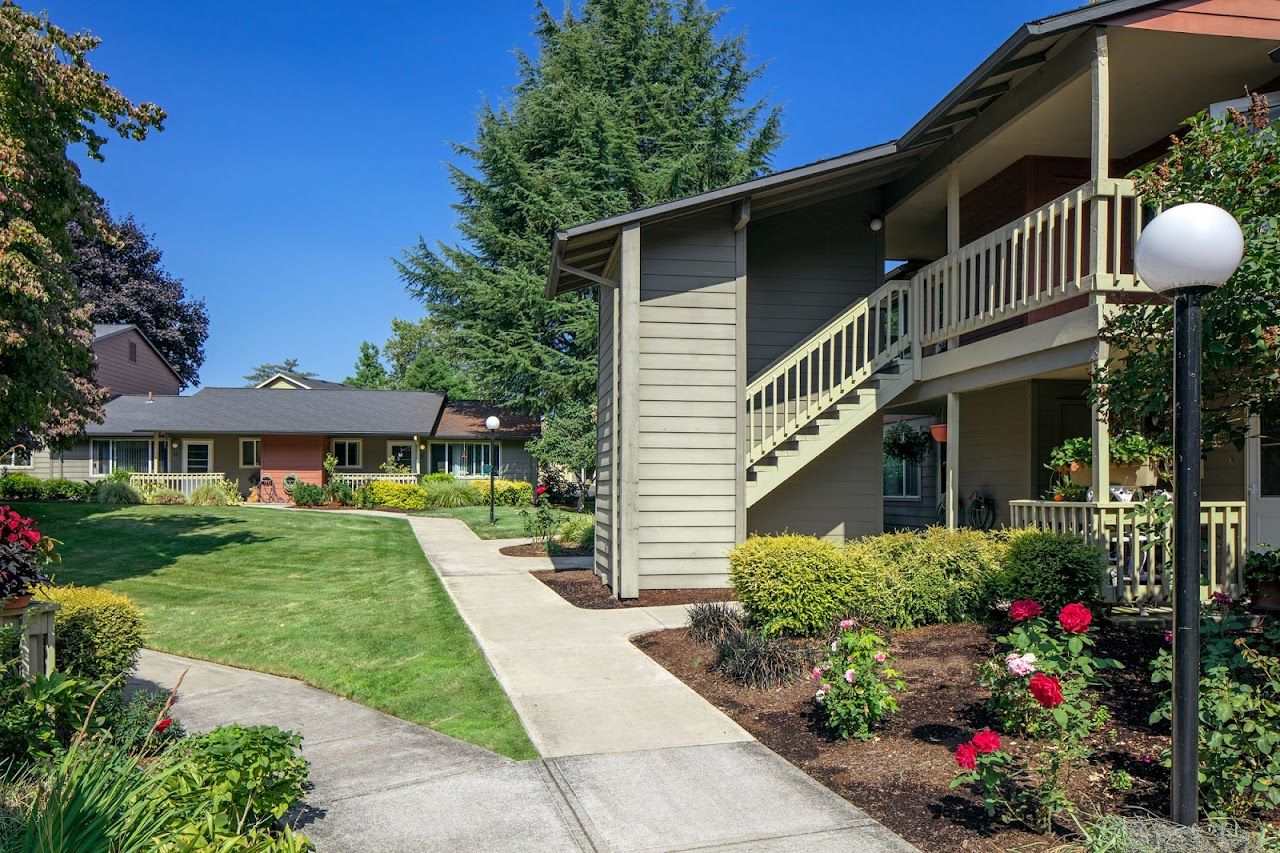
[13,502,536,760]
[420,504,591,540]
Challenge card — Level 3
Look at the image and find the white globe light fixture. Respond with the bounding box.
[485,415,501,523]
[1135,201,1244,827]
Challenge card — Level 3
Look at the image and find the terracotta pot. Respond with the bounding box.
[1053,494,1066,502]
[929,424,948,443]
[3,594,32,613]
[1254,579,1280,613]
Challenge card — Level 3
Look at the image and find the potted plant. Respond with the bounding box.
[1047,434,1169,488]
[0,506,58,612]
[1047,476,1087,503]
[883,422,931,464]
[1245,546,1280,612]
[929,422,948,443]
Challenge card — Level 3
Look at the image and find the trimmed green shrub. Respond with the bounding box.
[471,478,533,506]
[0,472,44,501]
[145,487,187,505]
[365,480,428,510]
[323,479,353,506]
[423,471,455,483]
[422,479,482,509]
[188,483,229,506]
[39,585,144,682]
[94,480,142,505]
[996,528,1105,612]
[729,535,856,637]
[714,628,805,689]
[40,478,93,502]
[845,528,1007,629]
[290,483,325,507]
[556,514,594,549]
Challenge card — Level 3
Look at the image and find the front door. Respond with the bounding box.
[184,440,213,474]
[1249,416,1280,547]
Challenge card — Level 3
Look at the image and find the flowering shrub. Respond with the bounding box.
[1150,612,1280,818]
[0,506,58,601]
[810,625,906,740]
[978,600,1120,738]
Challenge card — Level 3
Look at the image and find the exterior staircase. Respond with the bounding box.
[744,280,917,507]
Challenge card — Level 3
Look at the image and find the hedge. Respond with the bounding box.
[470,478,533,506]
[0,472,44,501]
[995,528,1105,612]
[729,535,856,637]
[364,480,428,510]
[39,585,144,682]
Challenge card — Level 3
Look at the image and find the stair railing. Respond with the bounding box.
[745,279,913,466]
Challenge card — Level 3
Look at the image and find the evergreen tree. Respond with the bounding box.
[396,0,781,416]
[382,317,475,397]
[244,359,315,386]
[346,341,388,388]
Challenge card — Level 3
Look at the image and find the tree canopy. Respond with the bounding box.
[0,4,164,446]
[396,0,782,417]
[244,359,316,386]
[1090,94,1280,451]
[70,211,208,387]
[345,341,388,388]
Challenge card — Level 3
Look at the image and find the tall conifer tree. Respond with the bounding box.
[397,0,782,415]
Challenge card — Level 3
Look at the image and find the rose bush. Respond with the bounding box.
[0,506,58,602]
[810,626,906,740]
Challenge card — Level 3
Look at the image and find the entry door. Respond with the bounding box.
[184,440,213,474]
[1249,416,1280,547]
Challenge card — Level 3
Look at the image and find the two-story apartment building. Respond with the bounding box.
[545,0,1280,599]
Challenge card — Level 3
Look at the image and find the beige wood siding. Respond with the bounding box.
[1203,443,1245,502]
[745,192,882,377]
[748,415,885,540]
[93,329,181,396]
[636,210,740,588]
[595,287,617,586]
[958,383,1034,525]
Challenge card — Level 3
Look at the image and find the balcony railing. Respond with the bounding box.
[1009,500,1247,605]
[130,473,227,497]
[331,472,419,490]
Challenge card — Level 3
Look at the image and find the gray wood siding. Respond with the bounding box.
[883,416,941,531]
[93,329,181,396]
[959,383,1034,526]
[749,415,885,540]
[636,211,740,588]
[595,285,617,586]
[746,192,882,377]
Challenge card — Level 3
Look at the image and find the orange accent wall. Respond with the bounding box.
[1112,0,1280,40]
[260,435,325,502]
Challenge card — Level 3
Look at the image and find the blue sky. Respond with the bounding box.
[47,0,1068,388]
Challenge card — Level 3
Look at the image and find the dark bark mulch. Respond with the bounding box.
[499,542,593,558]
[534,568,737,610]
[634,621,1182,852]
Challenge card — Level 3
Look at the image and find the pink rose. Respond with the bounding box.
[838,619,854,630]
[810,667,822,682]
[843,669,856,684]
[1005,652,1037,677]
[874,652,887,663]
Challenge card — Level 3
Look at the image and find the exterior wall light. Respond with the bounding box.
[868,215,883,232]
[1134,201,1244,826]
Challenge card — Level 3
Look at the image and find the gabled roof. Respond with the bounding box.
[544,0,1178,297]
[435,400,540,440]
[254,372,349,390]
[89,387,445,436]
[92,323,183,384]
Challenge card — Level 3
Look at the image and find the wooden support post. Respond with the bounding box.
[618,224,641,600]
[1092,339,1111,501]
[1089,28,1110,289]
[946,391,960,528]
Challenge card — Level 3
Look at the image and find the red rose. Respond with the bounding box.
[536,485,548,495]
[1029,673,1064,708]
[1058,602,1092,634]
[153,717,172,734]
[954,741,978,770]
[1009,599,1042,621]
[971,728,1001,754]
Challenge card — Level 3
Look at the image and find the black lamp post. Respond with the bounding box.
[1134,201,1244,826]
[485,415,500,524]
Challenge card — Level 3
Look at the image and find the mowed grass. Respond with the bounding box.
[420,504,591,540]
[13,502,535,760]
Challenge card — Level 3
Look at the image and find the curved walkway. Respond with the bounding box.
[134,511,917,852]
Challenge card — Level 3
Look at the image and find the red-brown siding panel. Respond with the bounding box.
[1112,0,1280,39]
[92,329,181,396]
[260,435,325,502]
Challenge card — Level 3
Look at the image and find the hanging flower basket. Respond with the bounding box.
[930,424,948,443]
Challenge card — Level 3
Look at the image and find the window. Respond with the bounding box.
[128,341,138,362]
[883,454,920,500]
[429,442,498,478]
[387,442,414,471]
[239,438,261,468]
[0,447,32,469]
[332,439,361,469]
[90,439,152,476]
[183,440,212,473]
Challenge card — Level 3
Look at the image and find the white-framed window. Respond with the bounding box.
[0,447,32,469]
[428,442,498,478]
[239,438,261,468]
[90,439,152,476]
[183,439,213,474]
[386,441,414,471]
[883,454,921,500]
[331,439,361,469]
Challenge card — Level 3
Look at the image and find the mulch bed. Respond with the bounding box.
[499,542,593,558]
[633,621,1184,852]
[534,568,737,610]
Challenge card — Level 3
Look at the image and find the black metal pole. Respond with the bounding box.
[489,431,496,525]
[1171,290,1204,826]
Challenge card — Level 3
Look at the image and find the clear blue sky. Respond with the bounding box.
[46,0,1068,388]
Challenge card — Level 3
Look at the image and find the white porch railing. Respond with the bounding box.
[1009,500,1248,605]
[746,279,912,465]
[332,472,418,490]
[913,178,1146,348]
[130,473,227,497]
